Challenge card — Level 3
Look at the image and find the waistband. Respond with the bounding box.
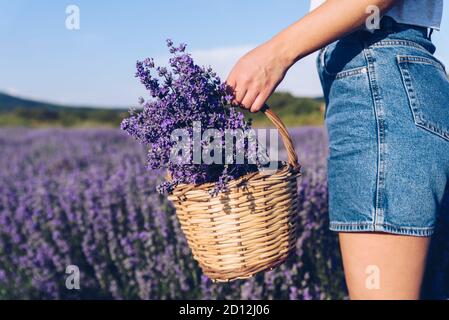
[345,16,435,54]
[376,16,430,38]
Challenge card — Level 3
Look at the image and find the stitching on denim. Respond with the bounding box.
[397,55,446,71]
[320,44,368,80]
[363,46,386,226]
[397,56,449,142]
[330,221,433,229]
[371,39,449,70]
[397,60,420,125]
[371,39,427,52]
[417,124,449,141]
[334,67,368,80]
[329,222,434,237]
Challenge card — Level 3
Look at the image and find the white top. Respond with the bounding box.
[310,0,443,30]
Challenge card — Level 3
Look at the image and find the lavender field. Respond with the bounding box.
[0,128,448,299]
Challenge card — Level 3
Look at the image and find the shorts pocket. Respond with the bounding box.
[321,40,367,80]
[397,55,449,141]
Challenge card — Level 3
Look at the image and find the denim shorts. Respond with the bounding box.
[317,17,449,237]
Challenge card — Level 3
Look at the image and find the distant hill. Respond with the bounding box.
[0,91,324,128]
[0,92,63,112]
[0,92,128,128]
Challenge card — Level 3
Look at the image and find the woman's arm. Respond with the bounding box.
[226,0,397,112]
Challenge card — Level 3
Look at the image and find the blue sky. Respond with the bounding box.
[0,0,448,107]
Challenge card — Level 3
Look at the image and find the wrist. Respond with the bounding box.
[266,35,300,69]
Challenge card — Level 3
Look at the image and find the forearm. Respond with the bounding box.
[269,0,398,67]
[225,0,399,111]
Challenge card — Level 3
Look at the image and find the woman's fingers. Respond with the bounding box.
[241,90,259,110]
[233,84,248,107]
[225,41,290,112]
[226,79,269,112]
[250,91,269,113]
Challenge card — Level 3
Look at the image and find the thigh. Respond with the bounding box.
[339,232,430,300]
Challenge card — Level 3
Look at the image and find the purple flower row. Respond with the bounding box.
[0,128,447,299]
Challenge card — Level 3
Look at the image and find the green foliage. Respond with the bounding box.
[0,108,128,128]
[244,92,324,127]
[0,91,324,128]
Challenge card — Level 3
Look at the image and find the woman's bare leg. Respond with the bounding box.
[339,233,430,300]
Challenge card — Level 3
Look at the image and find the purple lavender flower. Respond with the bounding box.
[121,40,257,194]
[4,124,448,299]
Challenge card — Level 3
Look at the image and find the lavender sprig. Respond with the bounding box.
[121,40,257,194]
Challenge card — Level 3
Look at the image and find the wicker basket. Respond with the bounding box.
[167,108,301,282]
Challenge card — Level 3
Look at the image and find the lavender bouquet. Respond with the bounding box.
[121,40,260,194]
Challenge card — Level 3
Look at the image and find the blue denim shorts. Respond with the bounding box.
[317,17,449,237]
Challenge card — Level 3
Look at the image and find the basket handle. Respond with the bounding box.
[261,105,300,170]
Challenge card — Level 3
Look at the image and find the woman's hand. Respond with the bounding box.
[226,41,292,113]
[225,0,398,113]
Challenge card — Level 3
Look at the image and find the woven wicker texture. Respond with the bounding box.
[168,108,301,282]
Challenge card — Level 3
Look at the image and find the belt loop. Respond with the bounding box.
[380,16,395,34]
[428,28,434,41]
